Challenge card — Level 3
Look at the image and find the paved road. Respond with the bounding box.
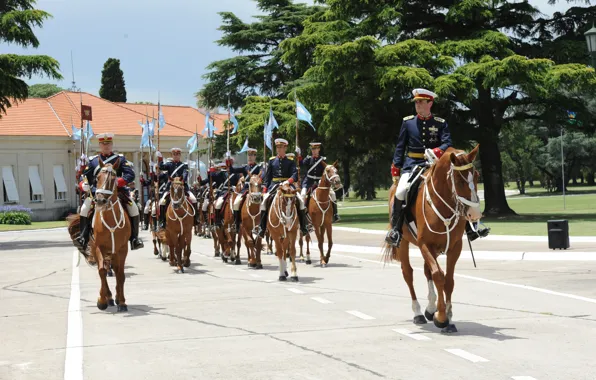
[1,228,596,380]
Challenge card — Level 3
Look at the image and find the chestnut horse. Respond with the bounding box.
[268,182,300,281]
[305,163,342,267]
[382,145,481,333]
[218,181,242,264]
[240,174,264,269]
[165,178,195,273]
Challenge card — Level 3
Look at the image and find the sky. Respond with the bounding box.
[6,0,574,107]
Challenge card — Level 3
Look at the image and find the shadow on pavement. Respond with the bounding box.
[418,320,522,341]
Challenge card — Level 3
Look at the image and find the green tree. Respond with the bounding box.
[99,58,127,102]
[196,0,324,109]
[28,83,63,98]
[0,0,62,116]
[500,123,544,195]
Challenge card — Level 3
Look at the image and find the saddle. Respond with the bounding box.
[402,164,428,239]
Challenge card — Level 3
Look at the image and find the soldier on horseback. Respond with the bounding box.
[198,162,229,227]
[297,142,340,223]
[155,147,200,228]
[229,147,263,232]
[142,170,168,231]
[76,133,144,251]
[255,138,309,238]
[386,88,490,247]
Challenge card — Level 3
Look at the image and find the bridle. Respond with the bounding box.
[269,185,297,238]
[312,166,342,226]
[421,152,480,255]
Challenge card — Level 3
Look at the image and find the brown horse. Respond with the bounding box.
[70,158,131,312]
[217,181,242,264]
[240,174,264,269]
[382,145,481,333]
[268,182,300,281]
[165,178,195,273]
[305,163,342,267]
[146,199,169,261]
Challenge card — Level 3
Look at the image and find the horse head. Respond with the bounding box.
[95,157,120,209]
[442,144,481,222]
[324,162,342,191]
[170,178,185,209]
[249,174,263,204]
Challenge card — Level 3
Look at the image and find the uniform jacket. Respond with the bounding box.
[80,153,134,194]
[300,155,325,189]
[262,155,298,192]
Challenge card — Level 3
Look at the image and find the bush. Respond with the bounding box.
[0,205,32,225]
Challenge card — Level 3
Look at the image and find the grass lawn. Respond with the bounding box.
[0,220,68,232]
[337,192,596,236]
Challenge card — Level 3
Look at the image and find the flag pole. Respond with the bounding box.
[294,91,301,185]
[227,98,232,197]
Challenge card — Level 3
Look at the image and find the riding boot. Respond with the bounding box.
[466,221,490,242]
[215,208,222,227]
[152,214,157,231]
[257,210,268,238]
[76,215,91,251]
[143,213,150,230]
[129,215,144,250]
[298,208,309,236]
[385,199,405,247]
[234,210,241,232]
[332,202,340,223]
[192,203,200,226]
[159,205,167,229]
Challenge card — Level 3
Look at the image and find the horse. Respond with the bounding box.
[145,198,169,261]
[165,178,195,273]
[240,174,264,269]
[382,145,481,333]
[268,182,300,281]
[217,181,242,264]
[68,158,131,312]
[305,163,342,267]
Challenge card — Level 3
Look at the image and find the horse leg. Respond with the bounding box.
[184,233,192,268]
[442,240,462,333]
[152,235,159,256]
[169,242,177,267]
[305,232,311,265]
[298,233,304,261]
[423,262,437,322]
[96,251,110,311]
[255,237,263,270]
[419,243,447,328]
[176,237,184,274]
[233,231,241,265]
[290,235,298,282]
[315,226,325,267]
[324,219,333,264]
[398,244,426,324]
[274,237,286,281]
[113,254,128,312]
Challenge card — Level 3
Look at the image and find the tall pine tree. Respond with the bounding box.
[99,58,127,102]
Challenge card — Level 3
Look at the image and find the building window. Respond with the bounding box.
[53,165,68,201]
[28,165,44,202]
[2,166,19,204]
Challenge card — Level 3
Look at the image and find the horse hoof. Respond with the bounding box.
[153,250,159,256]
[248,263,257,268]
[183,261,191,268]
[321,262,327,268]
[284,270,289,277]
[290,276,299,282]
[117,305,128,312]
[256,264,263,270]
[222,257,228,263]
[108,299,115,307]
[107,270,113,277]
[169,261,176,267]
[161,255,168,262]
[215,252,220,257]
[413,315,427,325]
[97,302,108,311]
[115,299,120,306]
[178,267,184,274]
[425,310,434,322]
[433,314,449,329]
[441,324,458,334]
[305,259,312,265]
[278,276,287,281]
[234,260,241,265]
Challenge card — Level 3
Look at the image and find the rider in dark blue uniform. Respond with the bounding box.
[255,138,309,238]
[228,147,263,231]
[386,88,489,247]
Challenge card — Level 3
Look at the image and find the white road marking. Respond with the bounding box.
[265,279,275,283]
[392,328,431,341]
[287,288,305,294]
[14,362,32,370]
[444,348,489,363]
[236,268,246,272]
[334,253,596,305]
[310,297,333,304]
[511,377,538,380]
[346,310,376,320]
[249,274,261,278]
[64,250,83,380]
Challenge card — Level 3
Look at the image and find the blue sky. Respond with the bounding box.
[7,0,571,107]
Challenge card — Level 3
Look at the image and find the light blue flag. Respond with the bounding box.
[158,105,166,131]
[85,120,94,140]
[187,133,197,150]
[230,111,239,134]
[296,100,315,131]
[264,121,272,151]
[140,124,151,148]
[268,108,279,130]
[238,135,250,153]
[71,125,81,140]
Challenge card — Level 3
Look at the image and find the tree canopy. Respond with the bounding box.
[28,83,63,98]
[99,58,127,102]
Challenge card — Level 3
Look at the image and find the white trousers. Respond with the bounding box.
[301,187,336,201]
[260,190,305,211]
[395,172,412,201]
[144,199,151,214]
[233,193,244,211]
[160,191,197,205]
[80,194,139,217]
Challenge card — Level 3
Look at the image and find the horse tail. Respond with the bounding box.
[66,213,95,266]
[381,242,400,264]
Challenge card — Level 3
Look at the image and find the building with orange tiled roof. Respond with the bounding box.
[0,91,233,221]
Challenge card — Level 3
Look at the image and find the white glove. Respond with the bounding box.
[80,154,89,164]
[82,183,90,192]
[295,147,301,156]
[156,151,162,158]
[282,180,290,186]
[225,151,231,158]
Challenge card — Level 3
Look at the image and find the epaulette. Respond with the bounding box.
[403,115,415,120]
[434,116,445,123]
[287,155,294,161]
[269,156,276,161]
[89,155,98,160]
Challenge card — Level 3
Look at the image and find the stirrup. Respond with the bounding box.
[385,229,402,247]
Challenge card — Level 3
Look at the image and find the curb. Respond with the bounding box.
[332,226,596,243]
[0,226,67,235]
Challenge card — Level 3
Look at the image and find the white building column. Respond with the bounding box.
[133,151,140,189]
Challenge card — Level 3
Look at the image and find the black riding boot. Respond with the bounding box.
[385,199,405,247]
[298,208,309,236]
[76,215,91,251]
[234,210,241,232]
[159,205,167,229]
[332,202,340,223]
[129,215,144,250]
[192,203,200,226]
[466,221,490,242]
[257,209,268,238]
[143,212,150,230]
